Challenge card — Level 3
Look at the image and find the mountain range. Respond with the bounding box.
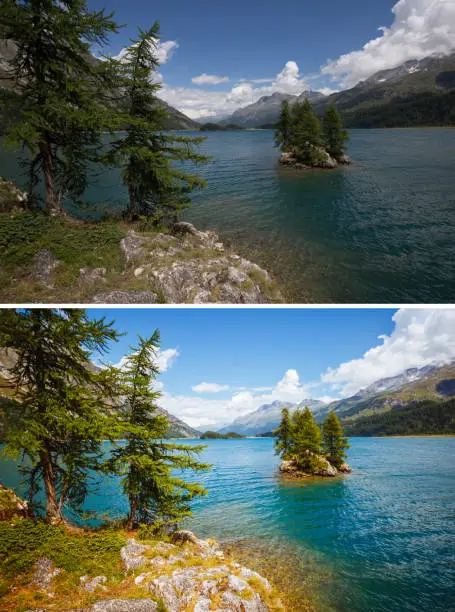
[217,52,455,128]
[217,361,455,436]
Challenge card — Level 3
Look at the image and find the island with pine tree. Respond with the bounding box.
[275,407,351,477]
[275,99,352,170]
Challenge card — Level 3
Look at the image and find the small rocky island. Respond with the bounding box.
[275,99,352,170]
[275,407,352,478]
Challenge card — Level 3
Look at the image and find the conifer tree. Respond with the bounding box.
[0,1,120,214]
[107,331,210,531]
[274,407,293,458]
[0,309,121,522]
[107,23,209,224]
[291,99,323,164]
[292,407,322,456]
[322,103,349,161]
[322,411,350,469]
[274,100,292,150]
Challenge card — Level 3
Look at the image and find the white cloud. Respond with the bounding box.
[192,382,230,393]
[322,309,455,396]
[113,39,178,66]
[158,60,310,120]
[159,369,312,428]
[192,73,230,85]
[322,0,455,88]
[113,347,179,374]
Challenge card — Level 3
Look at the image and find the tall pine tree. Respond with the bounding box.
[107,23,209,224]
[274,406,293,458]
[0,1,120,214]
[322,103,349,161]
[274,100,292,150]
[292,407,322,456]
[322,411,350,469]
[107,331,210,531]
[0,309,120,522]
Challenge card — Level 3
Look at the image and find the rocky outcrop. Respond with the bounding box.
[91,223,282,304]
[0,483,30,520]
[0,176,28,212]
[279,148,351,170]
[31,249,60,287]
[31,557,61,590]
[279,454,351,478]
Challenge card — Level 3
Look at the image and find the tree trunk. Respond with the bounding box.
[39,139,62,216]
[40,449,61,523]
[127,185,138,222]
[127,495,137,531]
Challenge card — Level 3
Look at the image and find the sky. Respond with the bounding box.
[87,308,455,429]
[87,0,455,119]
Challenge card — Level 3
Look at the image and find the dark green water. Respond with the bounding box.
[1,437,454,611]
[1,129,455,302]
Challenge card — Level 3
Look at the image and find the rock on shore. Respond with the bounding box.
[91,222,282,304]
[25,530,282,611]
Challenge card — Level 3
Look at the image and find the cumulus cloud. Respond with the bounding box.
[158,60,310,120]
[113,347,180,374]
[113,39,178,65]
[322,309,455,396]
[159,369,312,428]
[192,382,230,393]
[322,0,455,88]
[192,73,230,85]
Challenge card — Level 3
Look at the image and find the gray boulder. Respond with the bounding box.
[120,539,149,573]
[92,290,157,304]
[91,600,157,612]
[32,558,61,590]
[80,575,107,592]
[31,249,60,286]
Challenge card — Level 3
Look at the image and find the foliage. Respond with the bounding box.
[274,407,293,458]
[322,103,349,161]
[106,23,209,224]
[291,407,322,457]
[0,519,125,579]
[0,0,120,214]
[321,411,350,469]
[289,100,323,164]
[200,431,245,439]
[105,331,210,530]
[0,309,121,522]
[274,100,292,150]
[343,399,455,437]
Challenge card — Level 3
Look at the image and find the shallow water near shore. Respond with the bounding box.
[1,437,454,611]
[1,128,455,302]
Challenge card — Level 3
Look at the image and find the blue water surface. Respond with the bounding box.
[1,437,454,611]
[1,129,455,302]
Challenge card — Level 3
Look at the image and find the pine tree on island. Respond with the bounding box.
[275,98,351,170]
[106,330,210,531]
[322,411,350,470]
[322,104,350,162]
[275,406,351,477]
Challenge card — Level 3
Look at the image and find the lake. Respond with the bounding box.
[1,129,455,302]
[1,437,454,611]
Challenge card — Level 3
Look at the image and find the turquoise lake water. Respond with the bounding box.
[1,437,454,611]
[1,129,455,303]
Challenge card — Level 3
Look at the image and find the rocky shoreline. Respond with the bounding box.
[0,486,284,612]
[279,453,352,478]
[279,150,351,170]
[0,177,283,304]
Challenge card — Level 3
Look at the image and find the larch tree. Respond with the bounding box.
[291,407,322,471]
[322,411,350,469]
[0,0,120,214]
[0,309,121,522]
[107,23,209,224]
[322,103,349,161]
[274,407,293,458]
[274,100,292,151]
[106,330,210,531]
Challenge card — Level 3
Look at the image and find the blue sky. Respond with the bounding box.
[88,308,455,429]
[87,0,455,119]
